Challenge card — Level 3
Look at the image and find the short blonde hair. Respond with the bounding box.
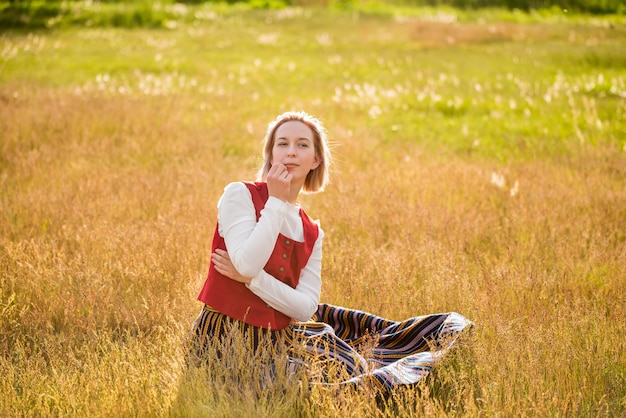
[257,111,331,193]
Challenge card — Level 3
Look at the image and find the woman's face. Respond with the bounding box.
[271,121,320,183]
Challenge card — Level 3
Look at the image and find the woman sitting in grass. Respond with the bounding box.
[188,111,472,392]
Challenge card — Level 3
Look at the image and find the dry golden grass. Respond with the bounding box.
[1,8,625,417]
[2,90,623,416]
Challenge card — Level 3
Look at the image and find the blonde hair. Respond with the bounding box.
[256,111,332,193]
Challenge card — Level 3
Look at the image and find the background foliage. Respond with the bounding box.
[0,0,624,29]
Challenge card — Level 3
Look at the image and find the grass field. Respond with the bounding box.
[1,4,625,416]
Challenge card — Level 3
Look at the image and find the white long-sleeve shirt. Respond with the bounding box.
[216,182,323,322]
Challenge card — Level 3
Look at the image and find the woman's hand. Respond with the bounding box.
[266,162,292,202]
[212,249,252,284]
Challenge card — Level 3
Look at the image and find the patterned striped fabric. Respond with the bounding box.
[298,303,473,391]
[188,303,472,392]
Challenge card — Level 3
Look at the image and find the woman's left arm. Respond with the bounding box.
[212,230,323,322]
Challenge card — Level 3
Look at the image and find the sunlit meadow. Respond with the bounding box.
[1,4,625,416]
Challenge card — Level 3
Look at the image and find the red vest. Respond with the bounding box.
[197,182,319,330]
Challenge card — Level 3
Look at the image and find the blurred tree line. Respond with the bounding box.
[0,0,623,29]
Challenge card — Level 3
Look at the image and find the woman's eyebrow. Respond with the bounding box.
[276,136,312,141]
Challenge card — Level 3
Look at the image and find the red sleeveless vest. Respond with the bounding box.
[197,182,319,329]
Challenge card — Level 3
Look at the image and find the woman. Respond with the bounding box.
[188,111,472,392]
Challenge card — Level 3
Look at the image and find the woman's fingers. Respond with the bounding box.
[269,162,293,180]
[212,250,251,284]
[212,250,228,268]
[214,248,229,259]
[267,162,291,201]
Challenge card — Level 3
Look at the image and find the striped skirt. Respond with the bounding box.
[187,303,472,392]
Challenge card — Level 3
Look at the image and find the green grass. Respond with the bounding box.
[1,5,625,417]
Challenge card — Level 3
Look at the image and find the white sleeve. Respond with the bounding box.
[246,228,323,322]
[217,182,288,278]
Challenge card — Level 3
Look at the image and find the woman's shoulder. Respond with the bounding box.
[223,181,248,192]
[218,182,255,208]
[222,181,263,196]
[301,209,324,236]
[224,181,270,195]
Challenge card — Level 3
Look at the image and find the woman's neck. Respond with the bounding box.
[288,181,304,204]
[288,190,300,205]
